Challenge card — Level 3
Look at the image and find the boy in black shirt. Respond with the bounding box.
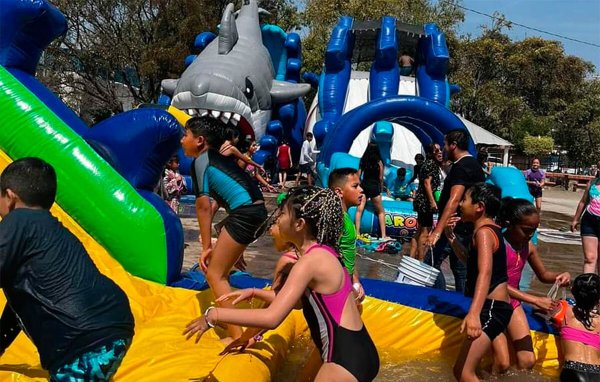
[426,129,486,291]
[0,158,134,381]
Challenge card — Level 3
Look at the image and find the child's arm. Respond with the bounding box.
[184,255,316,340]
[217,288,277,305]
[196,195,214,272]
[444,215,467,262]
[462,228,495,340]
[507,285,555,311]
[571,184,591,231]
[228,146,263,169]
[528,242,570,285]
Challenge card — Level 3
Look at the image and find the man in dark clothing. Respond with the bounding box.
[426,130,486,291]
[0,158,134,381]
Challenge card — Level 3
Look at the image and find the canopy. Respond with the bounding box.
[457,115,513,148]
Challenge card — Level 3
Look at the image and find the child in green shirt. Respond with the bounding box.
[329,168,365,301]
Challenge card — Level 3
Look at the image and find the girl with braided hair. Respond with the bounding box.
[555,273,600,381]
[184,186,380,382]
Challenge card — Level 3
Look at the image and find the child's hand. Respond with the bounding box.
[183,315,211,343]
[570,221,579,232]
[200,248,213,273]
[353,282,365,302]
[219,336,256,355]
[216,288,256,305]
[555,272,571,286]
[534,296,557,312]
[461,313,482,340]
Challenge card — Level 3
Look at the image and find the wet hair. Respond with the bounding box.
[185,116,226,148]
[572,273,600,330]
[466,183,501,218]
[328,168,358,189]
[306,132,313,139]
[281,186,343,251]
[397,167,407,177]
[0,157,57,209]
[497,198,538,227]
[445,129,469,151]
[224,127,240,142]
[360,144,382,172]
[168,154,179,163]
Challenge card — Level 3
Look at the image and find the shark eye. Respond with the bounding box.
[244,77,254,99]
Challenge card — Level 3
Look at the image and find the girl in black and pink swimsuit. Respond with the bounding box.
[183,186,379,381]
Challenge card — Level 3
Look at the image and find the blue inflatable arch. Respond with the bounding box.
[319,95,476,166]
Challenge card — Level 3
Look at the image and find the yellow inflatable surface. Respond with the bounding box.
[0,150,306,382]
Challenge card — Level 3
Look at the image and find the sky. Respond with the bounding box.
[450,0,600,74]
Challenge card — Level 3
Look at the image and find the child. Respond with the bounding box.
[329,168,366,301]
[444,183,512,382]
[219,127,263,170]
[163,155,187,213]
[277,140,292,188]
[0,157,134,380]
[491,198,570,372]
[390,167,416,201]
[184,187,380,381]
[180,116,268,339]
[556,273,600,381]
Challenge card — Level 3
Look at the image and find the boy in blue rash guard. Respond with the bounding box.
[0,158,134,381]
[181,116,267,339]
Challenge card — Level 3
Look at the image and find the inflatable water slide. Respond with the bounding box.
[0,1,558,380]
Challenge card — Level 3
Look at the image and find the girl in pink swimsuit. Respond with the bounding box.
[183,187,379,381]
[556,273,600,381]
[491,198,570,373]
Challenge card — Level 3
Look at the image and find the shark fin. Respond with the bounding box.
[219,3,238,55]
[161,79,179,96]
[270,80,311,103]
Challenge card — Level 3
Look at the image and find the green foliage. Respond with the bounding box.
[450,17,595,163]
[554,79,600,165]
[522,134,554,157]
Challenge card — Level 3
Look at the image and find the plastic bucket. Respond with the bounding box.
[396,253,440,288]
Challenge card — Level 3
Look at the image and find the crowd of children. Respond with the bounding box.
[2,116,598,382]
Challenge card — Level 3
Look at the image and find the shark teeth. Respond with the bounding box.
[182,109,245,128]
[220,111,232,124]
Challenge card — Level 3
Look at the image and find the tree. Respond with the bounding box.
[522,134,554,157]
[39,0,301,123]
[300,0,465,74]
[555,79,600,166]
[449,17,595,159]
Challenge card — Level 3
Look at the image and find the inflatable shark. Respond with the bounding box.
[162,0,310,140]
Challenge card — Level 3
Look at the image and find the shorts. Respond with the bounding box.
[417,211,434,228]
[220,202,268,245]
[362,180,381,199]
[581,211,600,238]
[480,299,512,341]
[529,186,543,199]
[560,360,600,382]
[299,163,314,175]
[399,66,412,76]
[51,337,131,382]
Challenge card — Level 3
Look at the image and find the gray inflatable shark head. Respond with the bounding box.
[163,0,310,139]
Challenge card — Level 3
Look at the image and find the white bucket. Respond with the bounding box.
[395,251,440,288]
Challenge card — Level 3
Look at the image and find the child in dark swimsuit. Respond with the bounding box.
[444,183,512,381]
[184,186,379,382]
[180,116,268,340]
[556,273,600,382]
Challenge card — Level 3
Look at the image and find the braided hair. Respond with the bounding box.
[572,273,600,330]
[281,186,344,252]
